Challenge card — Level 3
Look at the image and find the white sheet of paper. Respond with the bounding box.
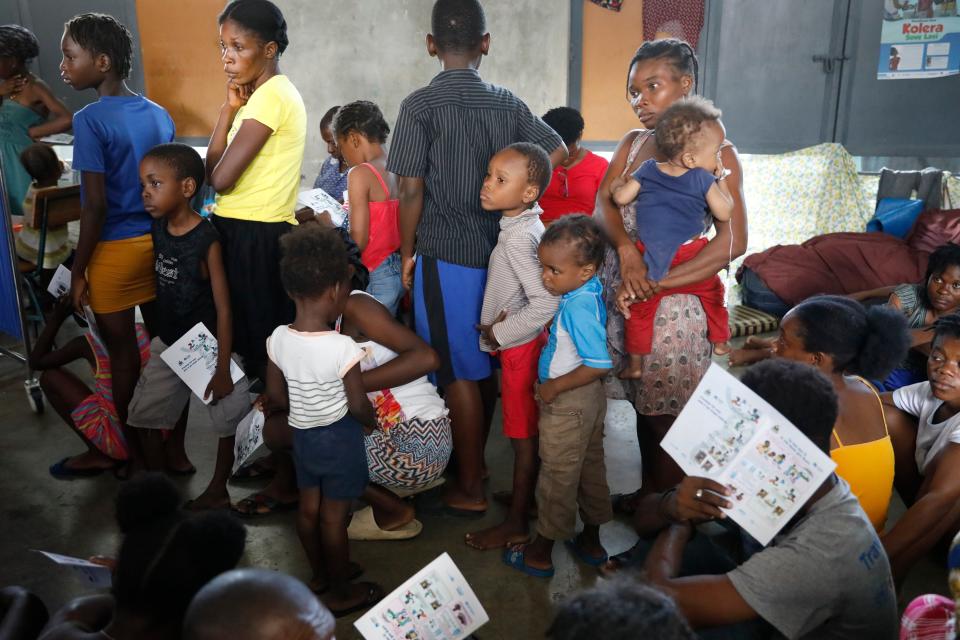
[159,322,244,405]
[38,133,74,145]
[47,264,71,297]
[34,550,112,588]
[296,188,346,227]
[355,553,488,640]
[660,364,836,546]
[232,408,267,474]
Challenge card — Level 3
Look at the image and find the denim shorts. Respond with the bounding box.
[291,413,368,499]
[366,253,403,316]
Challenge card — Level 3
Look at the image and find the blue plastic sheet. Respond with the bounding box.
[866,197,925,239]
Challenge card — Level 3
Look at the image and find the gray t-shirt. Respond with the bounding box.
[727,478,898,639]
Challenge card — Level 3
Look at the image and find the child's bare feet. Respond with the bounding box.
[184,488,231,511]
[442,485,488,513]
[618,353,645,379]
[465,520,531,551]
[713,342,732,356]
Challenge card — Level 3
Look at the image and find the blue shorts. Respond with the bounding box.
[291,414,368,499]
[413,255,493,388]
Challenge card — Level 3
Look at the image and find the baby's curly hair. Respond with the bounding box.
[279,225,348,299]
[540,214,606,269]
[654,96,722,162]
[333,100,390,144]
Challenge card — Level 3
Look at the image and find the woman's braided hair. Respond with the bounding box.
[626,38,699,96]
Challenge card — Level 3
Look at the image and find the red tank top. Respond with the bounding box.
[358,162,401,271]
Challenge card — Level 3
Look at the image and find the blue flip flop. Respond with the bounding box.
[564,538,609,567]
[502,547,555,578]
[49,457,106,480]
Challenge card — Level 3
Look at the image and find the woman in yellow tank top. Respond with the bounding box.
[771,295,910,530]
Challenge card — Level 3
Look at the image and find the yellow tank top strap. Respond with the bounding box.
[851,375,890,436]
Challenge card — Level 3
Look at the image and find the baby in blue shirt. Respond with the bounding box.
[611,96,734,377]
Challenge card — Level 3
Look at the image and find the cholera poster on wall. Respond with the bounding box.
[879,1,960,79]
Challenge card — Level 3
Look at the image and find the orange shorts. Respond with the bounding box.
[499,332,547,439]
[86,233,156,314]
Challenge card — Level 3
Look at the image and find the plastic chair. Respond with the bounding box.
[17,184,80,333]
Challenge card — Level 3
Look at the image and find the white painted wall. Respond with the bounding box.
[276,0,570,181]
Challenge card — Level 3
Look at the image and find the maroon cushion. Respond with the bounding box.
[906,209,960,254]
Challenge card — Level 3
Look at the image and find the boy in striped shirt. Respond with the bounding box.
[467,143,559,551]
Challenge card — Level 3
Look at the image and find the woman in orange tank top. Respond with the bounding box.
[771,295,910,530]
[333,100,403,316]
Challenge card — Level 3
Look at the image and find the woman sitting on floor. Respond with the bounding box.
[764,295,909,530]
[613,295,907,566]
[733,243,960,392]
[882,313,960,584]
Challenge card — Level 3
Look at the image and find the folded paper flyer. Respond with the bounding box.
[661,364,836,545]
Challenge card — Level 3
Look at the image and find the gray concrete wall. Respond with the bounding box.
[277,0,570,181]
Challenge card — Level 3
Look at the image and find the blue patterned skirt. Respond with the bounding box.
[364,415,452,490]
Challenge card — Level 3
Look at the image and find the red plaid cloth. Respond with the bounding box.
[642,0,705,49]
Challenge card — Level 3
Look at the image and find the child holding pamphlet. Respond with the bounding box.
[127,143,250,510]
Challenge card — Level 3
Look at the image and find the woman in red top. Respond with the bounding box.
[539,107,609,225]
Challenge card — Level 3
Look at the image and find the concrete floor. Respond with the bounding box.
[0,331,949,639]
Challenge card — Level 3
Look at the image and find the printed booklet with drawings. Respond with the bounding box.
[661,364,836,545]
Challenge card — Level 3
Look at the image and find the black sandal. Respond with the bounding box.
[329,582,384,618]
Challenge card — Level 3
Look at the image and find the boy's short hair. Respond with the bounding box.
[19,144,61,183]
[933,312,960,344]
[740,359,838,453]
[540,213,606,269]
[0,25,40,65]
[542,107,585,147]
[654,95,722,161]
[547,578,695,640]
[64,13,133,79]
[184,569,335,640]
[333,100,390,144]
[279,225,348,299]
[143,143,205,191]
[218,0,289,55]
[431,0,486,53]
[504,142,551,199]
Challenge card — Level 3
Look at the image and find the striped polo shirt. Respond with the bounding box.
[479,205,559,352]
[539,276,613,382]
[387,68,564,269]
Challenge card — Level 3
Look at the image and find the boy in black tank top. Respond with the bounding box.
[127,143,250,511]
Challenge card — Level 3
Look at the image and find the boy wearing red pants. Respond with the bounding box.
[467,143,559,550]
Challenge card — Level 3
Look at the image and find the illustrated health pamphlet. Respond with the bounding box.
[355,553,488,640]
[47,264,71,298]
[660,364,836,545]
[233,408,267,474]
[34,550,111,588]
[159,322,244,405]
[296,187,346,227]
